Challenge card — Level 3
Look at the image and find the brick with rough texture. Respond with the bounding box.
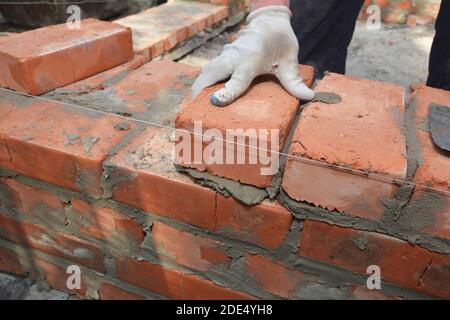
[0,19,133,95]
[115,2,228,58]
[0,178,65,220]
[105,126,217,230]
[282,73,407,220]
[216,195,292,249]
[115,257,256,299]
[0,92,135,197]
[300,220,449,298]
[0,244,27,276]
[0,214,105,272]
[34,257,88,298]
[243,253,401,300]
[175,70,309,188]
[68,199,145,250]
[65,60,199,125]
[151,221,230,271]
[62,54,148,94]
[406,85,450,241]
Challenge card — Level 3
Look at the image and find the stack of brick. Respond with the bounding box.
[114,1,230,59]
[0,5,449,300]
[360,0,441,25]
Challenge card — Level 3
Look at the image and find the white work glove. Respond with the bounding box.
[192,6,315,107]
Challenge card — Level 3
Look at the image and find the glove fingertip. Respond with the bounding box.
[210,93,230,107]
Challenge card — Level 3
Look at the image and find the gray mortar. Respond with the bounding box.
[404,96,424,180]
[292,256,435,300]
[176,166,268,206]
[81,136,99,157]
[0,91,35,109]
[312,92,342,104]
[279,189,450,254]
[114,122,131,132]
[101,126,145,199]
[102,71,131,89]
[64,133,81,146]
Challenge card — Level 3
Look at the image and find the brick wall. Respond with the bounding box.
[0,2,449,300]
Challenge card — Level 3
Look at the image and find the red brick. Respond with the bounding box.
[0,244,27,276]
[406,14,435,26]
[152,221,230,271]
[216,195,292,249]
[115,2,229,58]
[175,72,303,188]
[419,254,450,299]
[98,282,146,300]
[65,60,199,123]
[350,286,402,300]
[0,19,133,95]
[69,199,145,248]
[0,214,105,272]
[115,257,256,300]
[244,254,309,299]
[34,257,88,298]
[410,85,450,241]
[62,54,148,94]
[0,178,65,218]
[412,85,450,191]
[0,94,135,197]
[282,73,407,220]
[299,220,433,291]
[299,64,315,88]
[107,126,217,230]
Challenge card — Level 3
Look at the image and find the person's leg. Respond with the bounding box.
[427,0,450,91]
[290,0,364,79]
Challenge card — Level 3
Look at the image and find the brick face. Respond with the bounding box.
[151,221,230,271]
[34,257,88,298]
[0,19,133,95]
[299,220,450,298]
[0,214,106,272]
[106,126,217,230]
[0,178,65,220]
[115,2,229,58]
[115,257,256,300]
[175,71,304,188]
[244,254,308,299]
[0,95,135,197]
[68,199,145,250]
[408,86,450,241]
[0,244,27,276]
[282,73,407,220]
[216,195,292,249]
[62,54,148,94]
[64,60,199,124]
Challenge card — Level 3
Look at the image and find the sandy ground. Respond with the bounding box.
[180,22,436,97]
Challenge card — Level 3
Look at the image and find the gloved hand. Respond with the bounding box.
[192,5,315,107]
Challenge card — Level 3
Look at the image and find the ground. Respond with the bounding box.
[0,21,438,300]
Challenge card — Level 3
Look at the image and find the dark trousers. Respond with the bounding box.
[291,0,450,91]
[427,0,450,90]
